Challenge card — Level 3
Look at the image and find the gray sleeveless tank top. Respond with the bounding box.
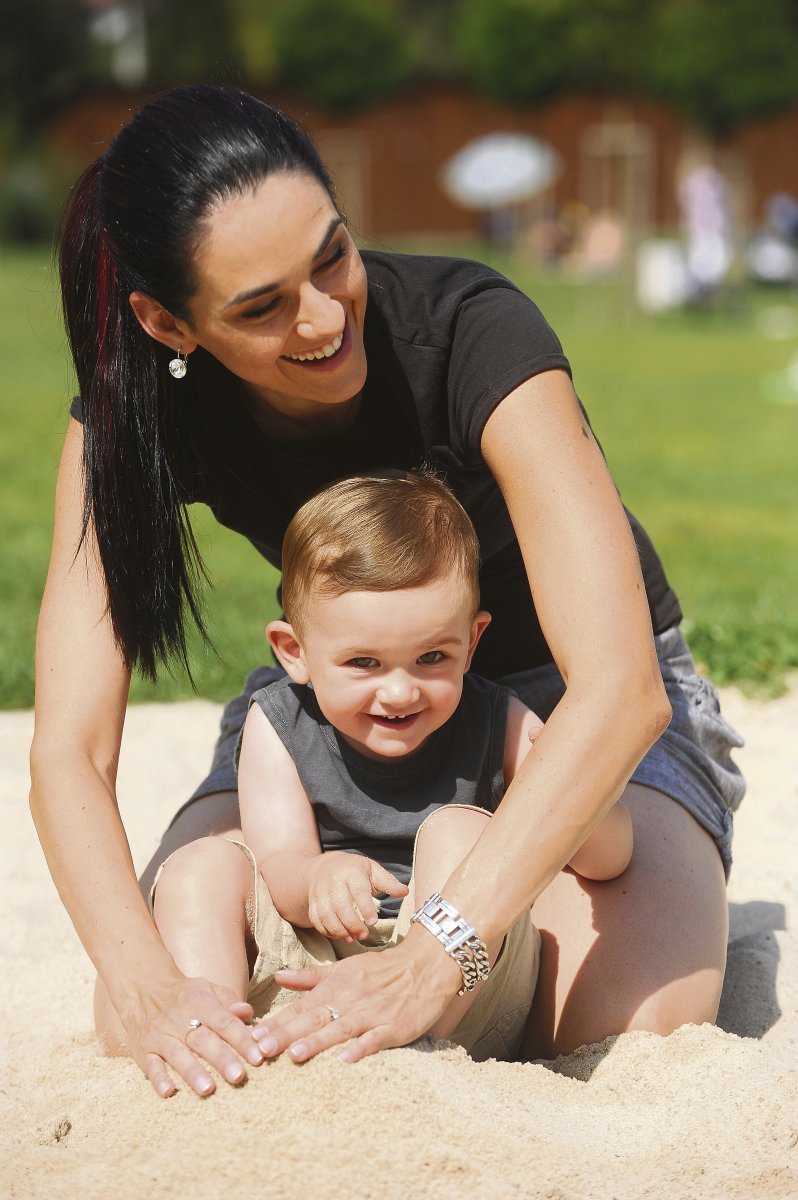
[246,673,512,916]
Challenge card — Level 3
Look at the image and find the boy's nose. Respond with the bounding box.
[376,673,420,708]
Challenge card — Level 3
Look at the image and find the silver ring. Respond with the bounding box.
[185,1017,203,1039]
[323,1004,341,1022]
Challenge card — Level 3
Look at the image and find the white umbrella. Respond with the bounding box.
[441,132,562,210]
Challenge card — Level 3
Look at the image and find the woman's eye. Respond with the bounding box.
[417,651,444,665]
[241,296,282,321]
[316,243,347,273]
[347,657,378,669]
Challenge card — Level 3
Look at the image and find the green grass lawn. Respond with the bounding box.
[2,242,796,709]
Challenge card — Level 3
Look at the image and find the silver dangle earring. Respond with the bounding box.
[168,349,188,379]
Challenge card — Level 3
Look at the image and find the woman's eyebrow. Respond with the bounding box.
[223,216,344,310]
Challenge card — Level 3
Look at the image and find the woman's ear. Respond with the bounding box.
[464,610,491,671]
[267,620,310,685]
[128,292,198,354]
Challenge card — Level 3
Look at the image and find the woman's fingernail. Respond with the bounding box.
[225,1063,245,1084]
[197,1074,214,1094]
[290,1042,307,1061]
[257,1036,278,1055]
[248,1047,264,1066]
[337,1050,353,1064]
[158,1079,175,1097]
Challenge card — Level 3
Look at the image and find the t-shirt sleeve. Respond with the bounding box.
[447,284,572,463]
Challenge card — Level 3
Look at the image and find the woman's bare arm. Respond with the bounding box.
[29,421,261,1095]
[503,695,633,880]
[438,369,669,938]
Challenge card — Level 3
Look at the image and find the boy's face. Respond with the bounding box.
[271,574,489,760]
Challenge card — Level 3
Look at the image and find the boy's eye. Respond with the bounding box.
[417,651,444,665]
[347,657,378,669]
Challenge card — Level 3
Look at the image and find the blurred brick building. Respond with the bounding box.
[47,85,798,240]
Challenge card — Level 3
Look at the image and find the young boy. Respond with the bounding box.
[151,472,633,1064]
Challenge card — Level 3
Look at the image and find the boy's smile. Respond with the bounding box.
[269,575,490,761]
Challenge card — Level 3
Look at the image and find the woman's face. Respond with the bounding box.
[183,171,368,421]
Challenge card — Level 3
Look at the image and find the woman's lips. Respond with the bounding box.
[282,318,352,372]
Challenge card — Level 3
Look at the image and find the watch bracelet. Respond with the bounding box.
[410,891,491,996]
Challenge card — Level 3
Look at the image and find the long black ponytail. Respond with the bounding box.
[58,86,335,680]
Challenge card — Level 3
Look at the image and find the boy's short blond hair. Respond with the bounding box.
[281,472,481,637]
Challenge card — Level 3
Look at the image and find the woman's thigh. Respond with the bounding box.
[523,782,729,1059]
[138,790,242,900]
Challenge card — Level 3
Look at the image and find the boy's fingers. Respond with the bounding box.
[350,878,380,927]
[321,885,365,939]
[336,887,370,938]
[371,864,409,896]
[314,896,351,941]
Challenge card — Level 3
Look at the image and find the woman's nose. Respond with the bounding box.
[295,284,344,343]
[376,672,420,708]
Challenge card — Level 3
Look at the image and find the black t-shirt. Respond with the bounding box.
[70,250,681,677]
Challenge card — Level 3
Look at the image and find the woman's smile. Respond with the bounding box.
[281,317,352,370]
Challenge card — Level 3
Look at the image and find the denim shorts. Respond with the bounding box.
[178,624,746,877]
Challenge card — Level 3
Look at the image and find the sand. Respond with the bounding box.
[1,685,796,1199]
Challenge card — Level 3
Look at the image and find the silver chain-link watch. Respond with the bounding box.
[410,892,491,995]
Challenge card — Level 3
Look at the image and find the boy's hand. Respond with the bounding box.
[306,852,408,942]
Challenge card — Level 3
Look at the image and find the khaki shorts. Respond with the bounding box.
[234,847,540,1064]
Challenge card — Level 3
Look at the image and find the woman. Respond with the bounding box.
[30,85,744,1098]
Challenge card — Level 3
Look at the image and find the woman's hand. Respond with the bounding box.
[117,974,264,1098]
[251,926,462,1064]
[306,852,408,942]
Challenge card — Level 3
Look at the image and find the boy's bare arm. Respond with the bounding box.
[237,706,406,940]
[238,704,326,926]
[503,695,633,881]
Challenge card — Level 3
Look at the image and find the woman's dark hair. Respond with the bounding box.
[59,85,336,680]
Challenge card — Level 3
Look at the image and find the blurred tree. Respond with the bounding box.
[396,0,462,81]
[649,0,798,138]
[563,0,656,93]
[145,0,241,85]
[0,0,98,149]
[272,0,413,112]
[229,0,278,84]
[456,0,570,105]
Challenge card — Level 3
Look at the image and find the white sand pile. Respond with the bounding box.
[2,685,796,1200]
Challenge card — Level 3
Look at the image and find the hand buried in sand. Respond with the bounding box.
[251,925,463,1065]
[307,852,408,943]
[122,975,264,1099]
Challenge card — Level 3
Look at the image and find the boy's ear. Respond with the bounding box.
[128,291,198,354]
[266,620,310,685]
[464,610,491,671]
